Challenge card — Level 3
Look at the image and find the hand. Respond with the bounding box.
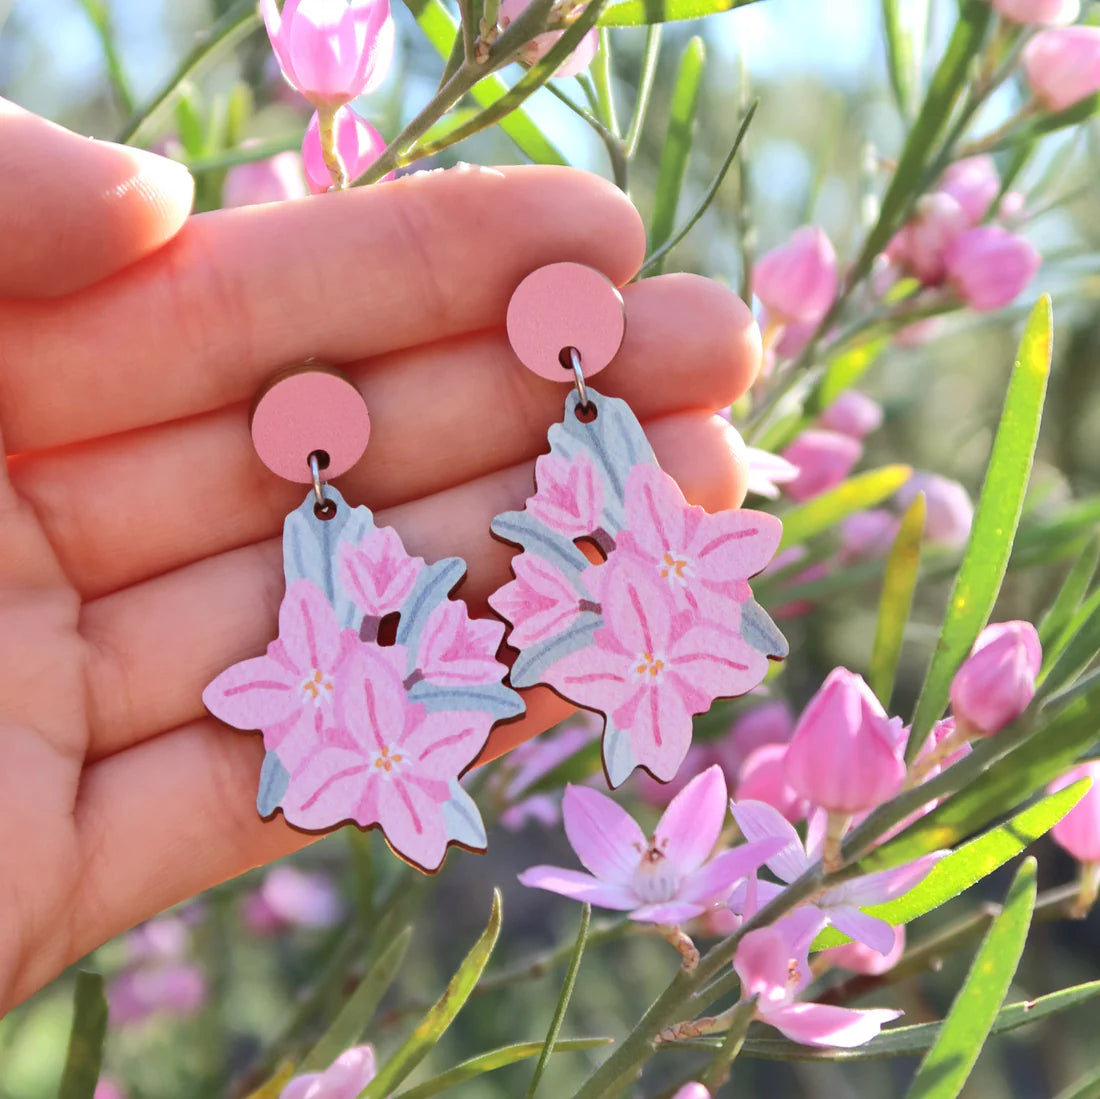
[0,98,761,1011]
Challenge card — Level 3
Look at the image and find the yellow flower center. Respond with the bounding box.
[634,652,666,679]
[372,745,406,775]
[301,667,335,703]
[658,550,691,584]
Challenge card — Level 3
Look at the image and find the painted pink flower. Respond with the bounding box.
[527,451,604,538]
[303,106,388,192]
[616,463,782,618]
[544,561,770,781]
[203,579,360,774]
[280,1045,376,1099]
[519,766,782,923]
[499,0,599,77]
[488,552,582,649]
[281,644,487,870]
[415,599,507,685]
[338,525,424,618]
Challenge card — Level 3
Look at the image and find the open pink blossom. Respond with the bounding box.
[415,599,507,686]
[821,926,905,975]
[544,561,770,781]
[527,451,604,538]
[781,430,862,502]
[488,552,582,649]
[1050,762,1100,863]
[281,1045,376,1099]
[203,579,359,774]
[499,0,599,77]
[734,912,901,1047]
[281,644,488,870]
[262,0,395,108]
[616,462,782,617]
[519,766,782,923]
[338,525,424,618]
[303,106,388,192]
[744,446,800,500]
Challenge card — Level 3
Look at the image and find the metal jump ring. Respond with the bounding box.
[566,346,591,411]
[308,451,329,510]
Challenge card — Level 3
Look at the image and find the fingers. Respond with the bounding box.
[14,274,757,599]
[0,165,646,452]
[81,411,749,760]
[0,99,194,299]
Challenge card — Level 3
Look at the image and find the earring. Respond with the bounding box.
[489,264,787,788]
[203,365,524,872]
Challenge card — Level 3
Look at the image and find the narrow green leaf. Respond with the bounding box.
[300,926,412,1073]
[1039,536,1100,650]
[393,1039,611,1099]
[814,781,1086,950]
[1053,1063,1100,1099]
[778,466,912,550]
[362,891,503,1098]
[1039,588,1100,699]
[648,37,706,274]
[905,858,1036,1098]
[58,972,108,1099]
[869,493,926,707]
[526,905,591,1097]
[598,0,762,25]
[906,296,1053,763]
[881,0,914,116]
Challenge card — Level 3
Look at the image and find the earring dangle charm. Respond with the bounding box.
[488,263,788,788]
[203,365,524,872]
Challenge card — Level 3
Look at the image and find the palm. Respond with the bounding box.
[0,101,760,1011]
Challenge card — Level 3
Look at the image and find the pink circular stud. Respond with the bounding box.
[506,262,626,382]
[250,365,371,483]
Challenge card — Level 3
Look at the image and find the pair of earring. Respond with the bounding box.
[204,262,787,873]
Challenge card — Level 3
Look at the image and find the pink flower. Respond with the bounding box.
[728,700,796,758]
[944,226,1041,311]
[203,580,360,775]
[767,547,829,620]
[519,766,782,923]
[223,151,307,206]
[108,963,207,1026]
[544,561,770,782]
[616,463,782,617]
[527,452,605,538]
[950,621,1042,737]
[754,227,838,326]
[781,430,862,502]
[489,552,582,649]
[736,744,808,823]
[671,1087,711,1099]
[992,0,1079,22]
[303,106,388,192]
[839,510,900,564]
[124,916,190,964]
[281,645,489,870]
[897,473,973,548]
[281,1045,376,1099]
[733,912,901,1047]
[821,926,905,975]
[783,669,906,814]
[261,0,395,109]
[499,720,596,831]
[744,446,800,500]
[818,391,883,439]
[95,1079,126,1099]
[1049,762,1100,863]
[939,156,1001,224]
[1025,26,1100,110]
[415,599,507,685]
[244,866,344,933]
[895,192,970,284]
[499,0,599,77]
[338,525,424,618]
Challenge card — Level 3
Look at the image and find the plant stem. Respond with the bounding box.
[317,106,349,190]
[699,999,756,1092]
[544,83,629,189]
[623,25,662,159]
[591,28,620,136]
[77,0,136,116]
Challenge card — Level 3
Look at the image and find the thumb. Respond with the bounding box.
[0,98,195,298]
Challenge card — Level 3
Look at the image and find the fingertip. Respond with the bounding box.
[649,411,750,512]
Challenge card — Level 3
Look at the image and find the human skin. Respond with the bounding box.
[0,96,761,1011]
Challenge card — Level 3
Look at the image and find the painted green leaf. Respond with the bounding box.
[57,972,108,1099]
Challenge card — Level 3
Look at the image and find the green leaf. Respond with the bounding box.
[526,905,591,1097]
[906,296,1053,764]
[881,0,915,117]
[598,0,761,25]
[1053,1062,1100,1099]
[1039,536,1100,650]
[869,493,925,707]
[905,858,1036,1098]
[57,972,108,1099]
[362,891,503,1098]
[300,926,412,1073]
[778,466,912,551]
[1039,588,1100,700]
[393,1039,611,1099]
[814,782,1086,950]
[647,37,706,274]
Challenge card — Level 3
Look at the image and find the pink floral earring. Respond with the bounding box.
[203,365,524,872]
[489,263,786,788]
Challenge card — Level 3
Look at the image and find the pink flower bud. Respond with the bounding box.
[223,151,308,207]
[671,1086,712,1099]
[728,700,796,758]
[838,509,900,564]
[754,227,838,326]
[736,743,809,823]
[784,669,906,814]
[944,226,1041,311]
[895,193,969,284]
[498,0,599,77]
[781,430,862,502]
[1024,26,1100,110]
[950,621,1042,737]
[95,1081,126,1099]
[281,1045,376,1099]
[939,156,1001,224]
[821,926,905,975]
[1049,762,1100,863]
[818,391,884,439]
[897,472,973,548]
[261,0,395,109]
[303,107,388,192]
[992,0,1079,23]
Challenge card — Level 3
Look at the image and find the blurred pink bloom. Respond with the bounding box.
[939,156,1001,224]
[999,190,1027,220]
[108,963,206,1026]
[338,525,424,618]
[781,430,862,502]
[519,766,782,923]
[992,0,1079,22]
[944,226,1041,311]
[784,669,906,814]
[821,926,906,975]
[744,446,800,500]
[94,1080,126,1099]
[499,720,595,831]
[893,317,942,347]
[818,391,883,439]
[774,315,820,359]
[767,547,829,621]
[499,0,599,76]
[1024,26,1100,110]
[729,700,796,758]
[416,599,507,685]
[223,151,307,207]
[736,744,808,823]
[897,472,973,548]
[1050,762,1100,863]
[303,106,387,192]
[734,912,902,1047]
[754,227,838,326]
[124,916,190,964]
[839,510,900,564]
[490,553,581,649]
[527,452,605,538]
[671,1086,712,1099]
[262,0,395,108]
[893,192,969,284]
[281,1045,376,1099]
[950,621,1041,737]
[245,866,344,934]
